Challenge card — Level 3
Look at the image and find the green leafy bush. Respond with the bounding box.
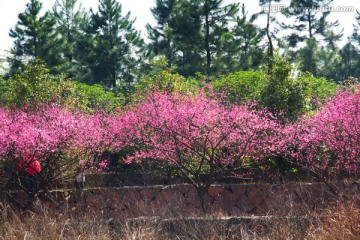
[135,58,203,98]
[213,71,266,104]
[0,59,122,113]
[212,54,338,121]
[260,54,306,121]
[74,82,123,113]
[296,73,338,114]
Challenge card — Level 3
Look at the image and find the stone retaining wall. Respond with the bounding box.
[10,182,360,218]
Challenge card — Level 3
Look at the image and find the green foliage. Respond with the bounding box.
[212,54,338,121]
[212,4,264,74]
[82,0,144,89]
[261,54,300,120]
[52,0,87,78]
[135,58,203,98]
[298,38,319,77]
[1,59,69,108]
[147,0,246,76]
[8,0,65,76]
[0,59,122,113]
[261,54,337,121]
[332,43,360,82]
[73,82,123,113]
[213,71,266,104]
[296,73,337,111]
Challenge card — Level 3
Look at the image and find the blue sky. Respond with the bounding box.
[0,0,358,56]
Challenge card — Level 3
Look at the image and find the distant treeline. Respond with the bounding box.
[3,0,360,92]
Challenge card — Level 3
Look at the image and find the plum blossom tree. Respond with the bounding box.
[0,105,116,208]
[121,90,280,210]
[286,85,360,179]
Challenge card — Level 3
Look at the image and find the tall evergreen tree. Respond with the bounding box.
[282,0,342,47]
[298,37,319,76]
[146,0,176,63]
[198,0,239,71]
[332,10,360,81]
[259,0,281,74]
[84,0,144,89]
[8,0,64,76]
[313,9,359,81]
[352,10,360,47]
[148,0,239,76]
[52,0,87,77]
[214,4,264,73]
[168,0,203,75]
[332,42,359,82]
[280,0,343,78]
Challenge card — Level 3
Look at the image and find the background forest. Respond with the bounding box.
[1,0,359,95]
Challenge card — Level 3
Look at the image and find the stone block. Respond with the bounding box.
[235,194,255,213]
[214,188,237,213]
[139,188,160,203]
[231,185,247,200]
[207,186,224,197]
[248,187,266,208]
[230,206,245,216]
[185,187,200,206]
[176,184,191,195]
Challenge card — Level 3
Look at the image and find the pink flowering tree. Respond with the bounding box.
[287,86,360,180]
[121,91,280,210]
[0,105,112,207]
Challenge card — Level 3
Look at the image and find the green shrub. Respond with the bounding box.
[213,70,266,104]
[0,59,122,113]
[135,58,203,99]
[296,73,338,114]
[212,54,338,121]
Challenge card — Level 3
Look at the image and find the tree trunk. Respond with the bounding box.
[266,0,274,75]
[205,1,211,71]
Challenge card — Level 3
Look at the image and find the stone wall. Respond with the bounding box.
[9,182,360,218]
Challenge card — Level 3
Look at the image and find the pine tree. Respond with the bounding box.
[280,0,343,79]
[8,0,64,76]
[315,9,359,81]
[146,0,176,63]
[332,43,359,82]
[298,37,319,76]
[52,0,87,77]
[352,10,360,47]
[282,0,342,47]
[199,0,239,72]
[84,0,144,89]
[259,0,282,74]
[147,0,239,76]
[214,4,264,73]
[333,10,360,81]
[168,0,203,75]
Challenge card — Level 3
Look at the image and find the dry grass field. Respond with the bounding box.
[0,194,359,240]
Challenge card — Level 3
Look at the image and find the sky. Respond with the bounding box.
[0,0,358,57]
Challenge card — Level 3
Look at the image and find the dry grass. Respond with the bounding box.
[0,200,114,240]
[0,194,359,239]
[306,200,360,240]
